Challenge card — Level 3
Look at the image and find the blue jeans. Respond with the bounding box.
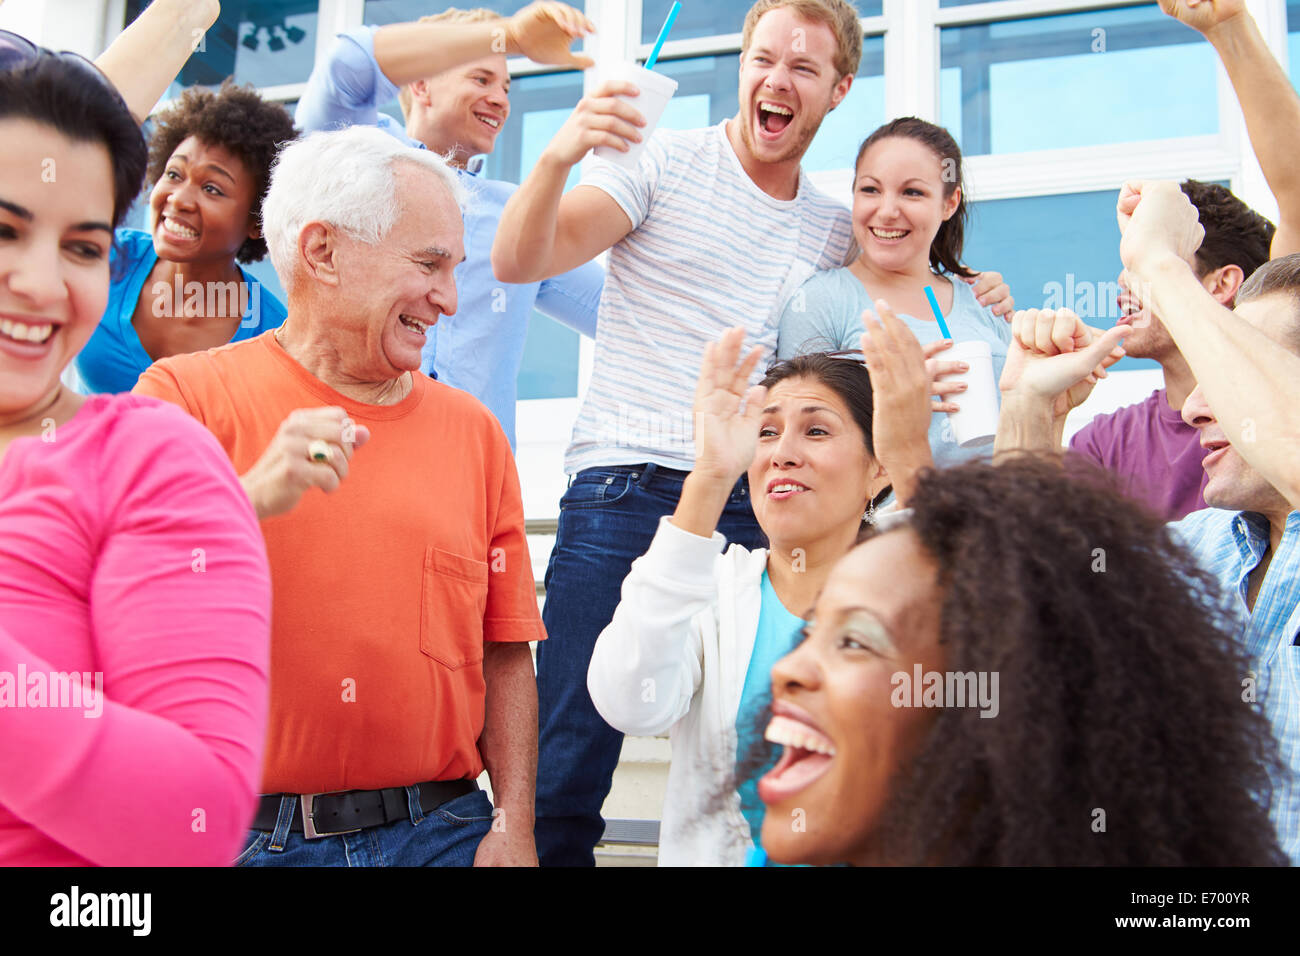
[235,787,493,866]
[535,464,764,866]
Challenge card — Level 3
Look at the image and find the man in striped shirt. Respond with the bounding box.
[492,0,867,865]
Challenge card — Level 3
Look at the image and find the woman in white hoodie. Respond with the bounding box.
[587,319,958,865]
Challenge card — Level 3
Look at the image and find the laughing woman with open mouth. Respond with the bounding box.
[746,310,1287,867]
[73,2,296,395]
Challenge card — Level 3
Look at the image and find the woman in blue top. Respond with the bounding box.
[778,117,1012,467]
[76,82,296,393]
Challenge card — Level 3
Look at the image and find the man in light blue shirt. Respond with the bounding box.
[295,4,603,449]
[1165,266,1300,865]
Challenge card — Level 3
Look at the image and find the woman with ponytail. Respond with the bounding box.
[778,117,1012,467]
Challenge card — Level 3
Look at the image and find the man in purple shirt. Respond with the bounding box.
[1069,180,1273,520]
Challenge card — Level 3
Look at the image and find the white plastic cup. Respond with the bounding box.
[943,341,999,448]
[592,62,678,169]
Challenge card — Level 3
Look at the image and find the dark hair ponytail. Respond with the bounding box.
[855,117,975,279]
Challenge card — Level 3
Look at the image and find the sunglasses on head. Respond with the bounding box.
[824,349,868,365]
[0,29,133,116]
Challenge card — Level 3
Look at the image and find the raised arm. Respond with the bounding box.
[94,0,219,123]
[992,308,1130,459]
[1160,0,1300,256]
[374,1,593,88]
[857,302,965,506]
[1120,180,1300,507]
[491,82,644,283]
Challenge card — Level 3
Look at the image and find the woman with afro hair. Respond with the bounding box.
[76,80,297,393]
[744,305,1287,866]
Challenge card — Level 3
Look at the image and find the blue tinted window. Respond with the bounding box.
[964,190,1156,371]
[126,0,319,89]
[941,4,1218,155]
[481,71,586,400]
[642,1,882,44]
[804,36,884,172]
[364,0,536,25]
[655,37,884,173]
[1289,2,1300,91]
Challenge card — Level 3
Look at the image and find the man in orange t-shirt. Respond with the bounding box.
[135,126,543,867]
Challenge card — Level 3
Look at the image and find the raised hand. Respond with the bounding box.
[506,2,596,70]
[1117,180,1205,280]
[1158,0,1248,37]
[239,407,372,520]
[540,80,647,167]
[691,327,768,485]
[858,301,951,504]
[963,270,1015,319]
[999,309,1129,419]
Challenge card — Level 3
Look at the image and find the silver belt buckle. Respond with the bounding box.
[300,792,362,840]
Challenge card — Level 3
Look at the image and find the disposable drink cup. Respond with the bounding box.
[944,341,999,448]
[592,62,678,169]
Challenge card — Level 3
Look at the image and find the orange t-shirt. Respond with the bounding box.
[134,331,544,793]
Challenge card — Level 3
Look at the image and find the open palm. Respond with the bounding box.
[692,327,768,483]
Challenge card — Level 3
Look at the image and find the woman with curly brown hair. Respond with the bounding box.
[75,80,297,393]
[748,449,1287,866]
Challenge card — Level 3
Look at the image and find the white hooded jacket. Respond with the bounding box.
[587,515,770,867]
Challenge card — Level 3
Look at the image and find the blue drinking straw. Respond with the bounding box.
[645,2,682,71]
[923,285,952,340]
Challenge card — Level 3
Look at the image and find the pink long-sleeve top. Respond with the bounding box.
[0,394,271,866]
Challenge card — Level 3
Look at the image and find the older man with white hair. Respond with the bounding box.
[134,126,544,867]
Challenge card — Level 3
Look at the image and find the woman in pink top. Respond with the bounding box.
[0,30,271,865]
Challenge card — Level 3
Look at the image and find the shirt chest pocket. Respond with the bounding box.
[420,547,490,670]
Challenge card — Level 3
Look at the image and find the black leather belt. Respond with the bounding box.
[253,779,478,838]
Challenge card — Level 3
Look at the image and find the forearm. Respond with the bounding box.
[492,155,573,283]
[1206,14,1300,219]
[994,392,1059,460]
[671,472,734,538]
[0,626,264,867]
[95,0,219,123]
[373,21,519,89]
[478,642,537,826]
[877,438,933,507]
[1138,254,1300,506]
[238,474,269,521]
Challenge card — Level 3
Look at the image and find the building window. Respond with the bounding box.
[965,188,1157,370]
[940,4,1219,156]
[640,0,882,43]
[364,0,537,25]
[125,0,318,89]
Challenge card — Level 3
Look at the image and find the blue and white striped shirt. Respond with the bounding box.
[1171,507,1300,863]
[567,121,854,474]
